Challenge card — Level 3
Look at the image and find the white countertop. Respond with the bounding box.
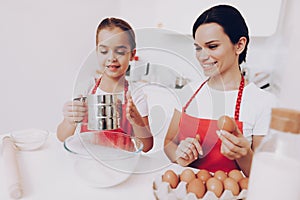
[0,132,180,200]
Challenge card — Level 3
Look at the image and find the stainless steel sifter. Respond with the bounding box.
[87,93,123,130]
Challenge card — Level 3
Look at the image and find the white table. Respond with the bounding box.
[0,132,179,200]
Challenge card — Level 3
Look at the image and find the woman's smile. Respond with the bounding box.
[201,61,217,69]
[201,61,218,74]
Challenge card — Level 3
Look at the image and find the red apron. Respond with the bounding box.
[80,78,133,135]
[177,76,245,173]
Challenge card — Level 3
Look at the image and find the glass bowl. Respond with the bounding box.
[10,129,49,151]
[63,131,144,188]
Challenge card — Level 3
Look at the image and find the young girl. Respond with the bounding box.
[164,5,277,176]
[57,17,153,152]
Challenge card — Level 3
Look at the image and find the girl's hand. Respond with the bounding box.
[62,99,87,126]
[126,93,145,127]
[175,135,203,167]
[217,128,251,160]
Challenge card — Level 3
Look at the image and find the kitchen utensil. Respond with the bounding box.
[87,94,123,130]
[175,76,189,89]
[247,108,300,200]
[2,136,23,199]
[10,129,49,151]
[63,131,143,187]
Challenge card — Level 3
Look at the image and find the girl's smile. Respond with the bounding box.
[106,64,121,72]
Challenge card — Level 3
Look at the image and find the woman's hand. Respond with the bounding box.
[62,99,87,126]
[175,135,203,167]
[126,93,145,127]
[217,128,251,160]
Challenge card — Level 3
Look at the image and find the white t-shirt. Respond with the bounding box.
[74,78,148,117]
[177,81,278,144]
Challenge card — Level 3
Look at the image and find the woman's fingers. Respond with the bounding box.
[182,143,196,160]
[220,144,236,160]
[217,130,250,159]
[177,137,202,161]
[175,147,189,160]
[194,134,203,155]
[190,146,198,159]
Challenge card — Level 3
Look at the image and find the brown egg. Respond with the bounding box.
[162,170,179,188]
[217,115,236,133]
[180,169,196,183]
[228,169,244,182]
[206,177,224,198]
[196,169,212,182]
[187,178,206,198]
[214,170,227,182]
[239,177,249,190]
[223,177,240,196]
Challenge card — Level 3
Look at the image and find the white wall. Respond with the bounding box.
[276,0,300,110]
[248,0,300,110]
[0,0,298,134]
[0,0,118,133]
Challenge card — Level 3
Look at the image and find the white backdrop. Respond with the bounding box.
[278,0,300,110]
[0,0,118,133]
[1,0,299,134]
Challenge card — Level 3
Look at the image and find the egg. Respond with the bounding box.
[187,178,206,198]
[196,169,212,182]
[206,177,224,198]
[213,170,227,182]
[223,177,240,196]
[162,170,179,188]
[239,177,249,190]
[228,169,244,182]
[217,115,236,133]
[180,169,196,183]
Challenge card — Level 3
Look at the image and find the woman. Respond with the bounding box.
[164,5,277,176]
[57,17,153,152]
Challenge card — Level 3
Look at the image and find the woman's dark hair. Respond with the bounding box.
[96,17,136,50]
[192,5,249,64]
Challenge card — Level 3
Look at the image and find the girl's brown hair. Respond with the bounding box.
[96,17,136,50]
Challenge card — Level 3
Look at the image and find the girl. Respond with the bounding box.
[164,5,277,176]
[57,17,153,152]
